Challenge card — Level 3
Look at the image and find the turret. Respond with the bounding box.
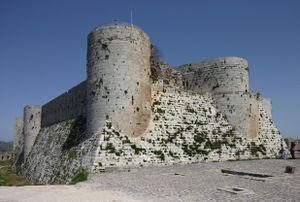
[23,105,41,158]
[86,22,152,137]
[179,57,249,94]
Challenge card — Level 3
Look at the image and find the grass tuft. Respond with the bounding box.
[0,160,28,186]
[70,167,88,184]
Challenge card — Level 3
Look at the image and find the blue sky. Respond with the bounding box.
[0,0,299,141]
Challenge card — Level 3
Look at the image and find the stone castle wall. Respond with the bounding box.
[13,117,23,151]
[41,81,87,127]
[86,23,152,137]
[12,117,24,167]
[179,57,249,94]
[260,97,272,118]
[213,92,261,139]
[12,22,284,184]
[23,105,41,158]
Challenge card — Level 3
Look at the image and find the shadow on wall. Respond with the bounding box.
[62,116,87,151]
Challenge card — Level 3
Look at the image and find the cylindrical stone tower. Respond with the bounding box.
[179,57,249,94]
[23,105,41,158]
[86,22,152,137]
[13,117,23,151]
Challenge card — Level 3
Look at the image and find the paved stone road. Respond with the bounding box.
[1,159,299,202]
[84,159,300,202]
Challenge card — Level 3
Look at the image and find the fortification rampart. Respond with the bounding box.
[12,21,284,184]
[13,117,23,151]
[23,105,41,158]
[150,60,183,92]
[259,97,272,118]
[41,81,87,127]
[213,92,261,139]
[86,23,152,137]
[178,57,249,94]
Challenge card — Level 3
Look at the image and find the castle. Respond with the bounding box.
[12,22,284,184]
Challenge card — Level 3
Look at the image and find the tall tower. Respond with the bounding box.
[23,105,41,158]
[86,22,152,137]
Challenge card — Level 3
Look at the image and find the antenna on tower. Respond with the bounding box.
[130,0,133,27]
[131,9,133,27]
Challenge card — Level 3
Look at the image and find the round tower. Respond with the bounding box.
[180,57,249,94]
[23,105,41,158]
[86,22,152,137]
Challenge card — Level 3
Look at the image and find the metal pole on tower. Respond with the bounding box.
[131,10,133,26]
[130,0,133,27]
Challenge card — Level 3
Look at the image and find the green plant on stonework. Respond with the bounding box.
[204,139,227,150]
[250,142,266,156]
[122,136,131,144]
[70,167,88,184]
[215,112,221,119]
[151,100,161,111]
[185,106,197,114]
[168,150,178,159]
[106,122,112,129]
[105,143,116,153]
[222,129,236,138]
[194,131,208,143]
[152,150,165,161]
[182,142,208,157]
[185,125,193,131]
[130,144,146,155]
[156,107,165,114]
[0,160,29,186]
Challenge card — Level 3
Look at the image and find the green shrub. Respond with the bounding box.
[152,150,165,161]
[130,144,146,155]
[70,168,88,184]
[105,143,116,153]
[250,142,266,156]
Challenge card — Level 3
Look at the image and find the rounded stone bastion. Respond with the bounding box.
[23,105,41,158]
[178,57,249,94]
[86,22,152,137]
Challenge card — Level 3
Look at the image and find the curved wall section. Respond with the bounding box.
[213,92,260,139]
[86,23,151,137]
[179,57,249,94]
[23,105,41,158]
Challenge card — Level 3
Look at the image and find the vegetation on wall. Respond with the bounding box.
[70,167,88,184]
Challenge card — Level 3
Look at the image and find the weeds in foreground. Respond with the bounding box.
[70,167,88,184]
[0,160,28,186]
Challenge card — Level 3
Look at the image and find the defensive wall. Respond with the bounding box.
[12,22,282,181]
[178,57,249,93]
[178,57,272,139]
[41,80,87,127]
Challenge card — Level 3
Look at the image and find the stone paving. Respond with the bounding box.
[83,159,300,202]
[0,159,299,202]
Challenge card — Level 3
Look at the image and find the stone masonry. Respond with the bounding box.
[12,22,286,184]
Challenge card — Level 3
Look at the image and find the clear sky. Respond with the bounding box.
[0,0,299,141]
